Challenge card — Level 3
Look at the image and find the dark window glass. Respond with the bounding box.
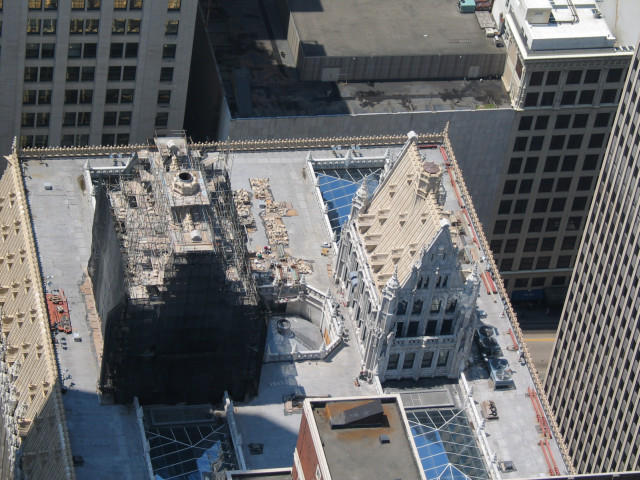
[538,178,553,193]
[546,218,561,232]
[566,217,581,231]
[500,258,513,271]
[66,67,80,82]
[572,196,588,211]
[519,258,534,270]
[550,198,566,211]
[543,156,560,173]
[529,137,543,151]
[102,134,115,146]
[125,42,138,57]
[63,112,76,126]
[509,219,523,234]
[498,200,511,215]
[556,178,571,192]
[534,198,549,213]
[518,116,533,131]
[573,114,588,128]
[105,89,119,103]
[535,257,551,270]
[118,111,131,125]
[529,218,543,232]
[606,68,623,83]
[550,135,565,150]
[552,276,566,286]
[577,177,593,191]
[26,43,40,58]
[589,133,605,149]
[127,18,141,33]
[85,19,99,33]
[566,70,582,84]
[421,352,433,369]
[594,113,610,127]
[567,134,583,149]
[529,71,544,86]
[524,92,538,107]
[561,91,577,105]
[578,90,595,104]
[531,278,545,287]
[504,239,518,253]
[540,91,555,106]
[523,238,538,252]
[112,18,125,34]
[65,89,78,104]
[108,66,121,81]
[83,43,96,57]
[41,43,55,58]
[103,111,117,125]
[513,137,527,152]
[540,238,556,251]
[68,42,82,58]
[24,67,39,82]
[77,112,91,126]
[23,90,37,105]
[39,67,53,81]
[165,19,179,35]
[160,67,173,82]
[38,90,51,104]
[508,157,522,174]
[584,69,600,84]
[555,115,570,129]
[490,240,502,253]
[157,90,171,104]
[403,352,416,369]
[122,66,136,81]
[120,89,134,103]
[162,43,177,59]
[534,116,549,129]
[519,179,533,194]
[524,157,538,173]
[556,256,572,268]
[81,66,95,81]
[561,155,577,171]
[79,89,92,103]
[546,71,560,85]
[600,89,617,103]
[561,236,577,250]
[388,354,399,370]
[513,199,527,213]
[21,113,35,128]
[493,220,507,235]
[583,154,598,170]
[110,42,124,58]
[503,180,517,195]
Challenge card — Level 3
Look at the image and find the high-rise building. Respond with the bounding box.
[486,0,634,302]
[0,0,197,153]
[545,45,640,472]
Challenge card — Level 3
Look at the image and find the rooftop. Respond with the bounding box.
[284,0,498,57]
[308,397,424,480]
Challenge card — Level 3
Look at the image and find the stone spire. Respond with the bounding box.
[350,180,369,218]
[384,267,400,294]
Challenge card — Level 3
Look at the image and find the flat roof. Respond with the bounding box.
[286,0,498,57]
[309,397,424,480]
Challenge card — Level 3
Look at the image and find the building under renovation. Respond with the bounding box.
[334,133,480,382]
[87,136,265,405]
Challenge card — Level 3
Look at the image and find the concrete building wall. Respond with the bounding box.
[545,47,640,473]
[0,0,198,154]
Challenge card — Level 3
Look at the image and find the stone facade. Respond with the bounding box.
[334,134,479,382]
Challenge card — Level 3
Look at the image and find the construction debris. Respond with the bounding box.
[233,188,255,227]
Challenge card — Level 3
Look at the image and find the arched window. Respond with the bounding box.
[396,300,408,315]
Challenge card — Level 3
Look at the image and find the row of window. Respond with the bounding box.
[25,41,177,61]
[396,316,455,338]
[21,110,169,129]
[27,0,181,10]
[500,255,569,271]
[493,216,582,236]
[24,64,174,83]
[513,132,607,152]
[518,113,611,132]
[524,89,618,108]
[395,295,455,316]
[491,235,577,255]
[387,350,449,371]
[503,176,593,195]
[528,68,624,88]
[26,18,57,35]
[497,196,589,215]
[508,154,599,175]
[510,276,567,289]
[23,87,171,106]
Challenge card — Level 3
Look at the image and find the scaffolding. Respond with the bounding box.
[89,135,265,404]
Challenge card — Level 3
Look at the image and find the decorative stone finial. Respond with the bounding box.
[385,268,400,292]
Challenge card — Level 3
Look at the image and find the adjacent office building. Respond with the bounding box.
[545,46,640,472]
[0,0,197,153]
[486,0,633,301]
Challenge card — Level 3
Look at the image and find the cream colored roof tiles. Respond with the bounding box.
[357,141,443,292]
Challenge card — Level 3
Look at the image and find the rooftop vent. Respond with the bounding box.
[327,399,384,429]
[379,434,390,444]
[172,171,200,196]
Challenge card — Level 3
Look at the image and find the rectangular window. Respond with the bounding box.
[61,135,75,147]
[26,43,40,58]
[155,112,169,127]
[503,239,518,253]
[546,218,561,232]
[529,137,543,151]
[65,90,78,104]
[503,180,516,195]
[118,111,131,125]
[550,198,566,212]
[157,90,171,104]
[79,89,93,103]
[513,137,527,152]
[540,237,555,251]
[71,0,85,8]
[524,157,538,173]
[130,0,143,9]
[566,217,581,231]
[524,92,538,107]
[561,91,577,106]
[421,352,433,369]
[498,200,511,215]
[567,134,583,149]
[127,19,141,34]
[500,258,513,271]
[105,89,119,103]
[514,279,528,288]
[87,0,100,9]
[38,90,51,104]
[83,43,97,57]
[540,92,555,106]
[108,66,121,81]
[546,71,560,85]
[529,71,543,86]
[594,113,610,127]
[556,256,571,268]
[549,135,565,150]
[110,42,124,58]
[513,199,527,214]
[162,44,177,59]
[543,156,559,173]
[528,218,543,232]
[122,66,136,81]
[561,155,577,171]
[588,133,605,149]
[403,353,415,369]
[606,68,623,83]
[519,179,533,194]
[555,177,571,192]
[535,257,550,270]
[103,111,117,126]
[583,154,598,170]
[70,18,84,34]
[534,198,549,213]
[165,19,179,35]
[160,67,173,82]
[584,69,600,84]
[45,0,58,8]
[21,113,35,128]
[68,42,82,58]
[43,19,57,34]
[519,258,534,270]
[561,237,577,250]
[566,70,582,84]
[39,67,53,81]
[77,112,91,126]
[41,43,55,58]
[572,197,588,211]
[23,90,37,105]
[523,238,538,252]
[102,134,115,146]
[120,89,134,103]
[578,90,595,105]
[572,114,588,128]
[27,19,41,34]
[112,18,126,33]
[388,354,399,370]
[577,177,593,191]
[125,43,139,57]
[555,115,570,129]
[28,0,42,9]
[82,66,95,81]
[600,89,617,104]
[114,0,126,7]
[493,220,507,235]
[437,351,449,368]
[86,19,99,33]
[534,116,548,130]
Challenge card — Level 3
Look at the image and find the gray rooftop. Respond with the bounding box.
[310,397,424,480]
[285,0,498,57]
